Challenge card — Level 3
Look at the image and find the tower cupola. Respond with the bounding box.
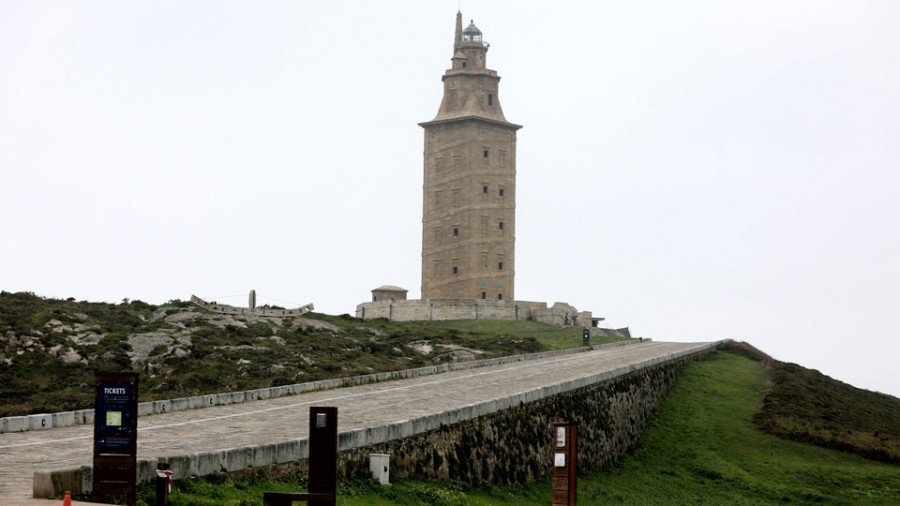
[462,20,483,43]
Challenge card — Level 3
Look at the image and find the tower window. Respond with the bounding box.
[499,188,505,197]
[499,262,503,270]
[499,222,504,230]
[453,227,459,237]
[498,294,503,300]
[453,266,458,274]
[483,185,488,193]
[483,150,489,158]
[481,292,486,299]
[488,93,493,106]
[462,61,467,68]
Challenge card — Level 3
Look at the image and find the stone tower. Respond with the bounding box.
[420,12,522,300]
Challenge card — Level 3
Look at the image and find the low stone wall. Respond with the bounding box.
[32,340,727,498]
[5,341,642,434]
[356,298,592,327]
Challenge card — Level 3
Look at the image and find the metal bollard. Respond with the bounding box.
[156,463,173,506]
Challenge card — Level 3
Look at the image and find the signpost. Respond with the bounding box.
[582,328,590,347]
[93,372,139,506]
[552,422,577,506]
[263,406,338,506]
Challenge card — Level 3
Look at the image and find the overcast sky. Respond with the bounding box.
[2,1,898,398]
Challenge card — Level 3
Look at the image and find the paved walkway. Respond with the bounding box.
[0,341,712,500]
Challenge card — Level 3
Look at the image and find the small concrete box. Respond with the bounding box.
[369,453,390,485]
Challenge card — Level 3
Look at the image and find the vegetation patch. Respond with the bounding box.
[753,360,900,464]
[0,292,623,417]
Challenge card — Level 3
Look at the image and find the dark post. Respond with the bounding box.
[263,406,338,506]
[156,462,171,506]
[307,406,338,506]
[552,422,578,506]
[93,372,139,506]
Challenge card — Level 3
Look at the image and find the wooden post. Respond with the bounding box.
[552,422,577,506]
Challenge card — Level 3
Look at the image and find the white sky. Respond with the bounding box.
[2,1,898,398]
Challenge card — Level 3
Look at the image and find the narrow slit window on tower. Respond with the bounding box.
[499,221,504,230]
[462,61,467,68]
[488,93,493,106]
[453,266,458,274]
[498,294,503,300]
[484,150,489,158]
[498,262,503,270]
[499,188,505,197]
[481,292,486,299]
[483,185,488,193]
[453,227,459,237]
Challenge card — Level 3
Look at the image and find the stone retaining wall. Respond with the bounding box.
[33,340,726,498]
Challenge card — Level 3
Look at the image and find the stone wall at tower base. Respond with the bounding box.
[355,298,593,327]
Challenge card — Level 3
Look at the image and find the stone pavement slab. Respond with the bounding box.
[0,341,714,500]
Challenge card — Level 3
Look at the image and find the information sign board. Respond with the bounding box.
[93,372,138,506]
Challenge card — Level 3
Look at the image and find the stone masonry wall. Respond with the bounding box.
[355,298,592,327]
[220,347,715,488]
[331,352,709,485]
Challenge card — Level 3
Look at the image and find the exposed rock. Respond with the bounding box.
[150,308,169,322]
[361,327,386,337]
[292,317,342,334]
[172,348,190,359]
[127,332,175,367]
[214,345,267,352]
[164,311,203,325]
[266,364,286,376]
[72,323,100,333]
[69,332,103,346]
[258,335,286,346]
[407,341,434,355]
[72,313,88,321]
[174,333,193,347]
[205,314,248,329]
[58,348,87,365]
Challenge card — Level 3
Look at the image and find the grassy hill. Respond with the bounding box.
[4,291,898,504]
[146,349,899,505]
[0,291,626,417]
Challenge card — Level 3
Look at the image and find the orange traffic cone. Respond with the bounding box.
[63,491,72,506]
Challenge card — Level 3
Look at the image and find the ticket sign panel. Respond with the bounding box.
[96,381,135,450]
[93,372,138,506]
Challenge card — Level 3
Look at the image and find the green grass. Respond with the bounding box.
[420,319,625,350]
[148,351,900,505]
[584,352,899,504]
